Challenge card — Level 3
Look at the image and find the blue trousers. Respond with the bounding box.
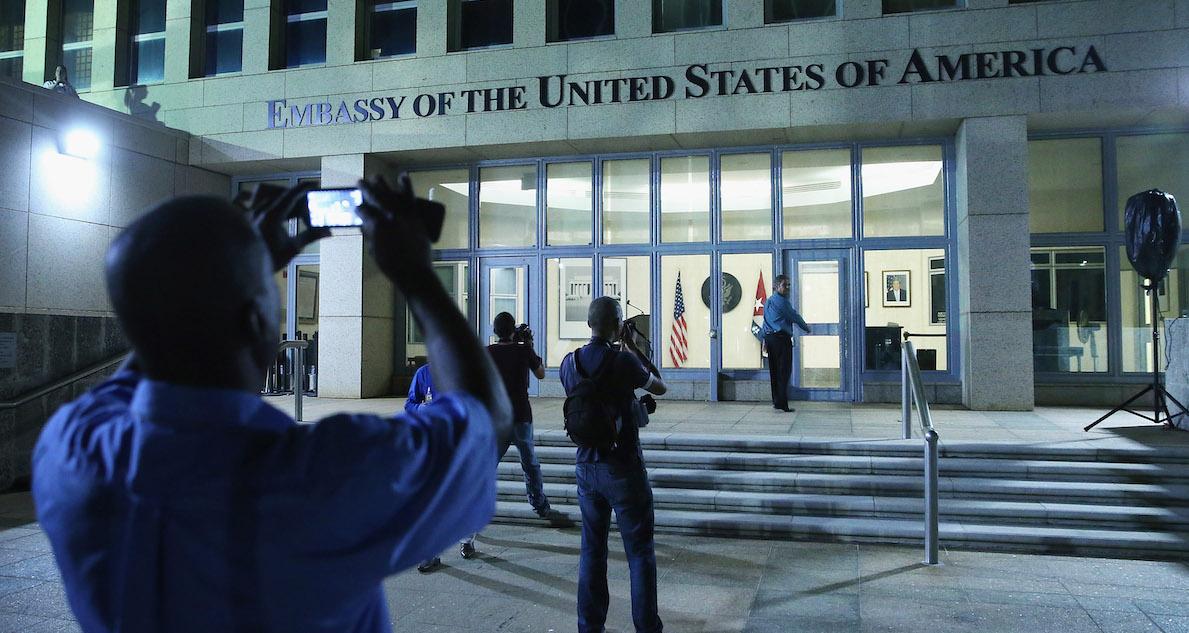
[508,421,548,512]
[576,462,662,633]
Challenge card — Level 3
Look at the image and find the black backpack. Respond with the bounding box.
[563,351,620,450]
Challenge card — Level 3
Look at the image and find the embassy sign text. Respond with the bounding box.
[266,45,1106,129]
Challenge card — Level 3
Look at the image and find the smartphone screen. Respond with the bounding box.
[307,189,363,227]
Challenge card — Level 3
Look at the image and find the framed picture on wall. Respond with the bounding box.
[882,270,910,307]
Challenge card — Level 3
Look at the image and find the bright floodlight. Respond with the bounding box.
[59,128,100,159]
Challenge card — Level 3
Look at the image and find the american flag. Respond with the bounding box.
[669,272,689,367]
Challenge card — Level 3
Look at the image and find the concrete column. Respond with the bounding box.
[842,0,882,20]
[513,0,545,47]
[615,0,652,37]
[242,0,274,73]
[727,0,763,29]
[91,0,121,91]
[326,0,361,65]
[955,116,1034,410]
[415,0,446,56]
[22,0,60,85]
[318,154,397,398]
[163,0,196,82]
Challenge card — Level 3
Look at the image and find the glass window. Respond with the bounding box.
[861,145,944,238]
[546,162,592,246]
[721,153,772,242]
[863,249,948,371]
[479,164,537,248]
[1117,133,1189,230]
[410,168,470,250]
[883,0,959,13]
[0,1,24,80]
[453,0,512,51]
[285,0,327,67]
[660,255,710,369]
[660,155,710,243]
[369,1,416,58]
[607,255,652,361]
[1030,247,1108,373]
[128,0,167,85]
[546,257,593,367]
[602,158,649,245]
[722,253,772,370]
[766,0,836,22]
[1119,246,1187,373]
[653,0,722,32]
[1028,138,1102,233]
[547,0,614,42]
[205,0,243,75]
[61,0,94,90]
[783,148,852,239]
[407,261,469,354]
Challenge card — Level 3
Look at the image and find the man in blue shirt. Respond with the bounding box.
[32,176,512,633]
[560,297,668,633]
[405,363,435,414]
[762,274,812,412]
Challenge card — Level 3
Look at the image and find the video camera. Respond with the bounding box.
[512,323,534,345]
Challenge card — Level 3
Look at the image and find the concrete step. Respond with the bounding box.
[500,462,1189,504]
[497,481,1189,530]
[492,501,1189,559]
[508,445,1189,484]
[532,430,1189,463]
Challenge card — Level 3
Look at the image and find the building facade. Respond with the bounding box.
[3,0,1188,410]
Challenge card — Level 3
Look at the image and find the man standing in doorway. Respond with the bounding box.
[763,274,811,412]
[561,297,668,633]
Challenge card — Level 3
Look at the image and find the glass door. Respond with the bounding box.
[480,257,538,393]
[785,249,852,401]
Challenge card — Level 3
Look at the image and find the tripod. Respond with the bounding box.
[1086,280,1189,431]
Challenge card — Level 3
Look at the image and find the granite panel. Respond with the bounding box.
[673,27,789,65]
[109,148,176,227]
[27,126,111,225]
[907,5,1037,48]
[25,215,111,313]
[788,15,909,57]
[566,37,675,75]
[1039,69,1180,114]
[0,117,32,214]
[0,209,27,309]
[1038,0,1174,38]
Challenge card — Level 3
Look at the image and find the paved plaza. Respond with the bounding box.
[1,489,1189,632]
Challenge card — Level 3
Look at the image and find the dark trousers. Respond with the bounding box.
[576,462,662,633]
[765,332,792,409]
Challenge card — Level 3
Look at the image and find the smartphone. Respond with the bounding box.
[306,187,446,243]
[307,188,363,228]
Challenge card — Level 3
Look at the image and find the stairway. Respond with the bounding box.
[493,430,1189,560]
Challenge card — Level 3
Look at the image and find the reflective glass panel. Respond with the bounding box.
[606,255,652,362]
[479,164,537,248]
[62,47,92,90]
[660,155,710,243]
[132,37,165,84]
[410,168,470,250]
[548,0,614,42]
[602,159,649,245]
[546,257,593,367]
[1030,246,1108,373]
[546,162,593,246]
[653,0,722,32]
[0,1,24,53]
[863,249,948,370]
[1119,246,1188,373]
[721,153,772,242]
[458,0,513,49]
[783,148,852,239]
[1117,133,1189,229]
[660,255,710,369]
[766,0,836,22]
[286,14,327,67]
[861,145,944,238]
[206,28,242,75]
[883,0,959,13]
[1028,138,1103,233]
[722,253,772,370]
[407,262,469,351]
[370,2,416,58]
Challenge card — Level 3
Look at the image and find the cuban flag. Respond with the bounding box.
[669,272,688,367]
[753,272,768,358]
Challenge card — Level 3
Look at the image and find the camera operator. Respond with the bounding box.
[560,297,667,633]
[457,313,568,559]
[31,176,512,633]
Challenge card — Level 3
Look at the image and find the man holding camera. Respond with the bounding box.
[32,177,512,632]
[561,297,668,633]
[458,312,566,558]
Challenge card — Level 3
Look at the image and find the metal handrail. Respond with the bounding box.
[278,340,308,422]
[901,339,940,566]
[0,353,127,410]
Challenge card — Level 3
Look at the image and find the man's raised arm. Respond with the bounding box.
[358,176,512,449]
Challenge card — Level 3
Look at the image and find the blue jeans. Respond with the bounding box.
[508,421,548,513]
[576,462,662,633]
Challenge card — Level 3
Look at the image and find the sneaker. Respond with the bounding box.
[460,541,477,559]
[416,557,440,573]
[536,507,575,528]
